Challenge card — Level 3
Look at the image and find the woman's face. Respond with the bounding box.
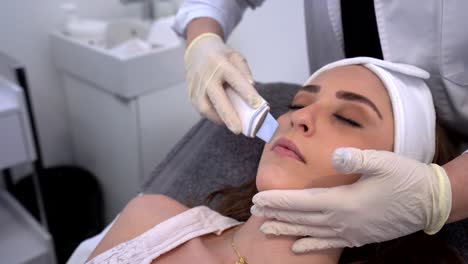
[257,65,394,191]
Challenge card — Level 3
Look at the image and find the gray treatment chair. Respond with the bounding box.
[141,82,468,261]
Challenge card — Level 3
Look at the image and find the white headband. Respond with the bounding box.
[306,57,436,163]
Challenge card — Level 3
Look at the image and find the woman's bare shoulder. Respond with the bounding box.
[87,195,189,261]
[122,194,190,230]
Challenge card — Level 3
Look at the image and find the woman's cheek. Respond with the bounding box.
[256,163,292,191]
[307,173,361,188]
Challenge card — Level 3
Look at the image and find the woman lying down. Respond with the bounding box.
[86,57,464,263]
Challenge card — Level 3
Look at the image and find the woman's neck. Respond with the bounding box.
[207,215,342,264]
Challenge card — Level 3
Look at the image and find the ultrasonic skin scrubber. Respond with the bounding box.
[226,88,278,143]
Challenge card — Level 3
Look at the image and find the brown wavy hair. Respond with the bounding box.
[205,123,465,264]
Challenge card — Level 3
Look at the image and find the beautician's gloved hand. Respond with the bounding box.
[184,33,263,134]
[251,147,452,252]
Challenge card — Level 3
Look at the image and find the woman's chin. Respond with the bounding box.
[256,166,304,191]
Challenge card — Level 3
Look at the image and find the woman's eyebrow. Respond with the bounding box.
[336,90,383,120]
[300,84,321,93]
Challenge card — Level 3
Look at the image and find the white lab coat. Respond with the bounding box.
[174,0,468,136]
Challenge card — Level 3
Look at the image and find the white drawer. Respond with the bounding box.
[0,112,31,169]
[0,77,36,169]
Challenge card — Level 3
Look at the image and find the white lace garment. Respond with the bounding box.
[86,206,241,264]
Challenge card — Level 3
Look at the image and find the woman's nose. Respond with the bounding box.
[290,107,316,136]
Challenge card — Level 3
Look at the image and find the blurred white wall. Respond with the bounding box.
[229,0,308,85]
[0,1,139,167]
[0,0,307,168]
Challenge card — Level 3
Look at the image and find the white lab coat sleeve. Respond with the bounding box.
[172,0,265,39]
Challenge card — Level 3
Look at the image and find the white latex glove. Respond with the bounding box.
[251,147,452,253]
[184,33,263,134]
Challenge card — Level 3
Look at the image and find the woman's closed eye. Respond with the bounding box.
[288,104,304,110]
[288,104,362,128]
[334,114,362,128]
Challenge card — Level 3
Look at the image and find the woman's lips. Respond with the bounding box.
[271,138,306,163]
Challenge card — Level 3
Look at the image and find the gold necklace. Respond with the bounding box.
[231,226,249,264]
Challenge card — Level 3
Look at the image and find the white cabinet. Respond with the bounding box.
[51,29,200,222]
[62,77,199,223]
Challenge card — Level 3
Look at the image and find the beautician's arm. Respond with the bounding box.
[186,17,224,45]
[174,0,263,39]
[183,16,263,133]
[444,153,468,222]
